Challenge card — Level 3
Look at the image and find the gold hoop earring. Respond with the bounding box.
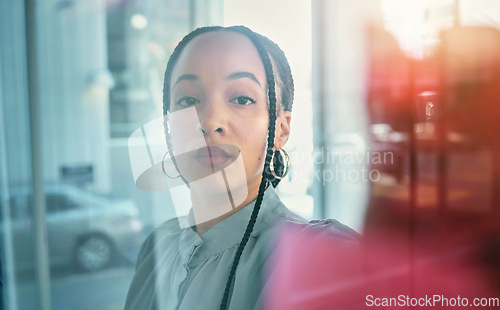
[270,148,290,180]
[162,151,181,179]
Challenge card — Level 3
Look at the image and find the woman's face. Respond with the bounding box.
[168,31,290,202]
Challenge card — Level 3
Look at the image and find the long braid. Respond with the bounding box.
[218,26,278,310]
[161,25,284,310]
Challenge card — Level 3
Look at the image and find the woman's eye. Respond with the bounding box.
[176,97,200,106]
[230,96,256,106]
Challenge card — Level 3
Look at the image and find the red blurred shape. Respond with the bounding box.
[265,223,500,310]
[265,25,500,310]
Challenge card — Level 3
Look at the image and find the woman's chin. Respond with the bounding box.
[190,176,248,200]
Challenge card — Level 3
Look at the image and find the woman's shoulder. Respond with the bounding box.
[134,218,183,267]
[276,211,360,243]
[142,217,183,244]
[258,203,359,244]
[302,218,361,242]
[257,189,360,242]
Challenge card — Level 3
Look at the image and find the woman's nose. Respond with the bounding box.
[201,127,223,134]
[198,101,227,136]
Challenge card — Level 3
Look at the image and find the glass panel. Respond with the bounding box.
[1,0,210,309]
[39,1,192,308]
[0,0,38,309]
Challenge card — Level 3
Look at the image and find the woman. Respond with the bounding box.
[125,25,357,310]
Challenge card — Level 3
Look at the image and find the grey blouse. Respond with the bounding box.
[124,186,358,310]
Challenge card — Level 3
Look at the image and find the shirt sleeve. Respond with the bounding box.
[254,218,360,309]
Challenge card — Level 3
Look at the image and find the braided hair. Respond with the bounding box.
[162,25,294,310]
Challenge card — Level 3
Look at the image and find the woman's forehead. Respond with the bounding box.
[171,31,266,83]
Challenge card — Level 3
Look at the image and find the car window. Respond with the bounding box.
[45,194,78,213]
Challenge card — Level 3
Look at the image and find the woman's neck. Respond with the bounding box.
[191,182,262,236]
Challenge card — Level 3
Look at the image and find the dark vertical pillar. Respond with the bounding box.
[24,0,51,309]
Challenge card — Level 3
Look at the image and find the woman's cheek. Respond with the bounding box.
[247,122,269,171]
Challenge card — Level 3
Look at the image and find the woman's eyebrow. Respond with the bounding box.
[173,74,198,88]
[225,72,261,86]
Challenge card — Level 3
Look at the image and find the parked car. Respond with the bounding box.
[0,184,144,272]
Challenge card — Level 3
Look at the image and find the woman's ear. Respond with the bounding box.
[274,111,291,149]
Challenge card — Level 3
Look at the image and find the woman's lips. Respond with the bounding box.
[195,145,232,168]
